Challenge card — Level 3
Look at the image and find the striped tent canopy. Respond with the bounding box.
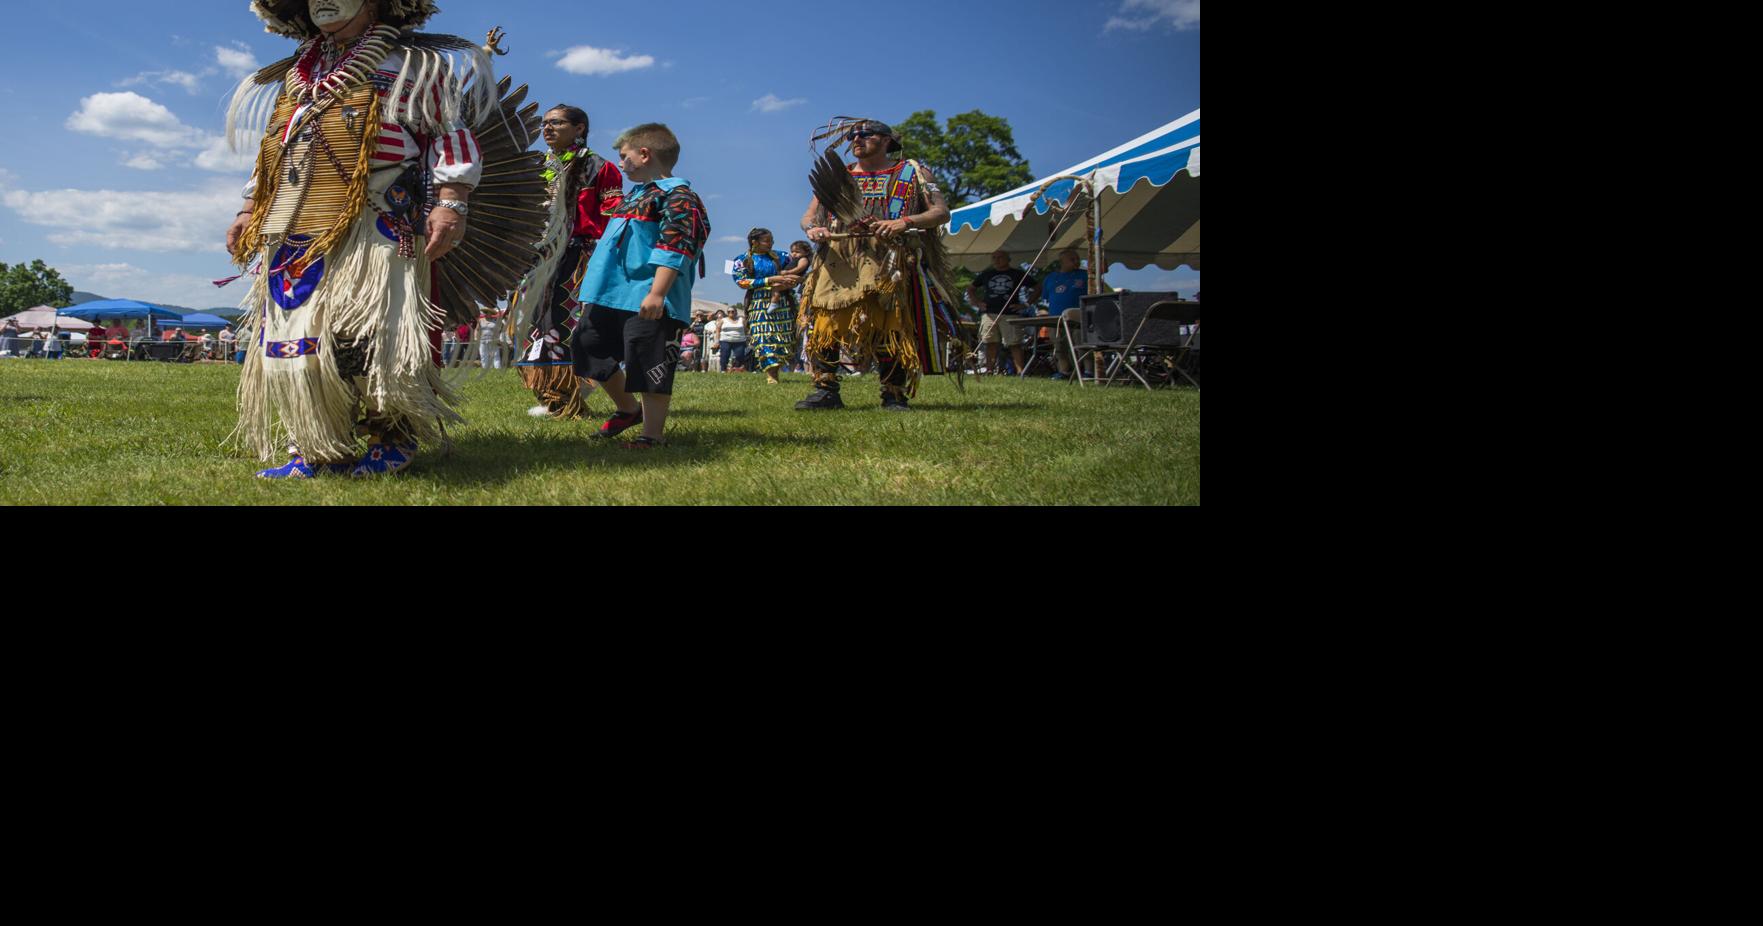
[944,110,1199,272]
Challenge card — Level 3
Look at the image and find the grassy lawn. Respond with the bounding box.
[0,358,1198,505]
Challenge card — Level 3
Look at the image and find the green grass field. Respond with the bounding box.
[0,359,1198,505]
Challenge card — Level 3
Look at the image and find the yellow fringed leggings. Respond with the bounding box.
[801,300,920,398]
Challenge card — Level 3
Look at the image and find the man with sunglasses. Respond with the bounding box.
[510,104,625,419]
[796,119,964,411]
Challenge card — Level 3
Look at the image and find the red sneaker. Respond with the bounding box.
[597,408,643,438]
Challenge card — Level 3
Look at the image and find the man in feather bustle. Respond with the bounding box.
[223,0,509,478]
[795,117,967,412]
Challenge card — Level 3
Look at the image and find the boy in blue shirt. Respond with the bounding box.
[572,123,711,448]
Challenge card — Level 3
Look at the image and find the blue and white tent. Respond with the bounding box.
[944,110,1199,272]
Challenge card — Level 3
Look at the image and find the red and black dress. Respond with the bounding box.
[514,146,624,418]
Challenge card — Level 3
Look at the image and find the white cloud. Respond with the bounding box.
[751,94,806,114]
[681,96,711,109]
[65,92,260,173]
[59,262,241,310]
[715,236,747,243]
[3,183,241,254]
[66,92,206,149]
[555,45,655,76]
[1105,0,1201,32]
[119,69,210,94]
[194,136,257,174]
[215,43,259,79]
[123,153,171,171]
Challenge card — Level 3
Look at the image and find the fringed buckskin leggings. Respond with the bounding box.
[810,346,908,398]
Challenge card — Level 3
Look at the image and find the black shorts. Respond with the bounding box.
[571,304,687,395]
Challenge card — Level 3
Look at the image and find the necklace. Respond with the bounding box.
[543,146,589,204]
[290,24,399,103]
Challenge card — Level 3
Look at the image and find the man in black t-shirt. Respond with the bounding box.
[968,250,1039,375]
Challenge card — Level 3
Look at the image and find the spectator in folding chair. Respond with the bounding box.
[101,326,129,360]
[680,327,699,370]
[1040,248,1090,380]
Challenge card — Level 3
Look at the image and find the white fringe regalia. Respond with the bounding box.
[224,19,496,464]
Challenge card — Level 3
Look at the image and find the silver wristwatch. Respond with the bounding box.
[435,199,471,217]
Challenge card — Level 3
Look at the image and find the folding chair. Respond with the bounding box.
[1074,291,1156,388]
[1104,301,1201,390]
[1014,316,1059,378]
[1063,313,1109,387]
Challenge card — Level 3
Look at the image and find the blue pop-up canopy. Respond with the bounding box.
[944,110,1199,272]
[61,299,184,321]
[60,299,183,337]
[170,313,232,329]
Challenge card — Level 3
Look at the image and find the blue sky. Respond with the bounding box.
[0,0,1199,309]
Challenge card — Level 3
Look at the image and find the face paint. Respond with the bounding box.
[308,0,365,28]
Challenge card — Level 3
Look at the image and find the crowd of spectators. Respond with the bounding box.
[683,307,825,376]
[3,250,1194,379]
[0,318,241,363]
[961,247,1197,379]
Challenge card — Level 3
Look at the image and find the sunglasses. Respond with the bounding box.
[541,119,577,128]
[846,131,884,140]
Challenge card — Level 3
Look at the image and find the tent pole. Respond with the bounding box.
[1089,184,1104,384]
[1091,192,1104,295]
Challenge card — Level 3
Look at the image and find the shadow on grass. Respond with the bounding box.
[663,409,749,418]
[429,428,833,484]
[904,401,1045,411]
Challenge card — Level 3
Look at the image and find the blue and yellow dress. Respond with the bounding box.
[735,249,799,373]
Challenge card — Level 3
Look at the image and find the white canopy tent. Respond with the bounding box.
[691,297,733,317]
[943,110,1200,273]
[1,306,100,331]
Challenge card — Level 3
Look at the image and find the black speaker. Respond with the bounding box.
[1080,290,1188,347]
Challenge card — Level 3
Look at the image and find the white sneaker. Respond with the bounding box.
[527,405,552,418]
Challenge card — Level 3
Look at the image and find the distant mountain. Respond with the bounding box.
[67,292,104,305]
